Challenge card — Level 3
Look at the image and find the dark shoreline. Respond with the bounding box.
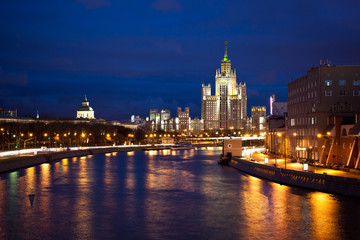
[0,144,218,174]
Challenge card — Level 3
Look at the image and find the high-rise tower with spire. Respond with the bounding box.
[201,42,247,130]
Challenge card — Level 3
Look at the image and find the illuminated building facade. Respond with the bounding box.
[202,42,247,130]
[190,117,204,134]
[0,108,17,118]
[287,64,360,160]
[177,107,190,131]
[76,95,95,119]
[251,106,266,134]
[149,109,171,131]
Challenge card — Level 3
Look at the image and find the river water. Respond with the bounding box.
[0,147,360,240]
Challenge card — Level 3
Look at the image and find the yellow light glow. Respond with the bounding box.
[277,133,282,137]
[293,133,297,136]
[29,133,33,137]
[317,133,322,138]
[44,133,48,137]
[327,132,331,136]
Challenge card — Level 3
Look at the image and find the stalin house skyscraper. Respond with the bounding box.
[201,41,247,130]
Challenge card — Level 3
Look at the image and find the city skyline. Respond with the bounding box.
[1,1,360,120]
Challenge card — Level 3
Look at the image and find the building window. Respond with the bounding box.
[325,80,332,86]
[354,90,360,96]
[353,80,360,86]
[339,80,346,86]
[340,90,346,96]
[325,90,332,96]
[311,117,315,125]
[290,118,295,126]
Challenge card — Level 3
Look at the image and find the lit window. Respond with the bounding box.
[340,90,346,96]
[325,90,332,96]
[354,90,360,96]
[290,118,295,126]
[311,117,315,125]
[353,80,360,86]
[339,80,346,86]
[325,80,332,86]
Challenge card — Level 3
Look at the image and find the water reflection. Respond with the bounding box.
[309,192,341,239]
[0,148,359,239]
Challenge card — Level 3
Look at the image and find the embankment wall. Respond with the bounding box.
[0,146,145,173]
[230,157,360,198]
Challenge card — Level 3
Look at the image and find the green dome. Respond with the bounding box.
[78,106,94,111]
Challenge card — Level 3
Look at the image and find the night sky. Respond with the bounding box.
[1,0,360,121]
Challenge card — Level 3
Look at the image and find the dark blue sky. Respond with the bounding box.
[1,0,360,121]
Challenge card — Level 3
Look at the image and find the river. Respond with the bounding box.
[0,147,360,239]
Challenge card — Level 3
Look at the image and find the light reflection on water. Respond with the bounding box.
[0,148,360,239]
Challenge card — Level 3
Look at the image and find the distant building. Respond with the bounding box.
[287,64,360,160]
[201,41,247,130]
[76,95,95,119]
[190,117,204,134]
[148,109,171,131]
[130,115,145,125]
[177,107,190,131]
[0,108,17,118]
[270,94,287,116]
[251,106,266,134]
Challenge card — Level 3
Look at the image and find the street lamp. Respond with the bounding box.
[277,133,287,169]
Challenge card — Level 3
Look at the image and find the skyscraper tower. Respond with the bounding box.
[201,42,247,130]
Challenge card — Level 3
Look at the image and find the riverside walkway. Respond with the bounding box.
[244,149,360,180]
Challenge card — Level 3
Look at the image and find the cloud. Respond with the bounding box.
[0,67,28,86]
[76,0,111,9]
[151,0,182,13]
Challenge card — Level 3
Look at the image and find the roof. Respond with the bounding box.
[349,123,360,135]
[323,124,334,134]
[78,106,93,111]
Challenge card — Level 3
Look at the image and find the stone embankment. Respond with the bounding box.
[230,156,360,198]
[0,146,145,174]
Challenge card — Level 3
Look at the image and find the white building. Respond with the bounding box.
[201,41,247,130]
[270,94,287,117]
[76,95,95,119]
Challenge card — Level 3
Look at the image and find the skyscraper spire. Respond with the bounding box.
[223,41,229,62]
[84,95,88,102]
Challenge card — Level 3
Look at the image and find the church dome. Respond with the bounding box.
[76,95,95,119]
[78,105,94,111]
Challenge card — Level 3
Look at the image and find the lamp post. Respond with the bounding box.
[293,132,297,161]
[284,134,287,169]
[277,133,286,169]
